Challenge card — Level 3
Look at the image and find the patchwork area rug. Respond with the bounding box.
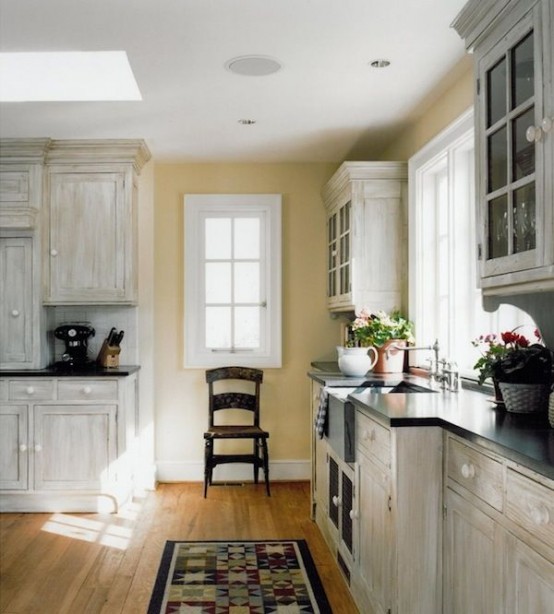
[148,539,332,613]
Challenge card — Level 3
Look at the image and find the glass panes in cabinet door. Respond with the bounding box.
[328,212,337,297]
[484,28,536,262]
[339,202,351,295]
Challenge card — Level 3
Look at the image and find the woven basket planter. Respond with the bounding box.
[499,382,550,414]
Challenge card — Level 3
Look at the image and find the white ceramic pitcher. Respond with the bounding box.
[337,346,378,377]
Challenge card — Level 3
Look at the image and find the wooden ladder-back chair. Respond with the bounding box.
[203,366,270,497]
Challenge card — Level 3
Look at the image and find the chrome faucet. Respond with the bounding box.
[385,339,459,391]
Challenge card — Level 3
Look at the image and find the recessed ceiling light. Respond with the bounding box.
[238,119,256,125]
[0,51,142,101]
[369,59,391,68]
[225,56,282,77]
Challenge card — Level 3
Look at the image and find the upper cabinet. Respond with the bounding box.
[44,140,150,305]
[0,139,49,229]
[322,162,407,313]
[453,0,554,295]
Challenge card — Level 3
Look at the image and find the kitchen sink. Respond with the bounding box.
[356,380,437,393]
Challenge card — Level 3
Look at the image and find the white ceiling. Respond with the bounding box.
[0,0,469,163]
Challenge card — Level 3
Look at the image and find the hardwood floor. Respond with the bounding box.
[0,482,358,613]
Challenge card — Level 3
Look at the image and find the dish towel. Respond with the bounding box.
[314,387,329,439]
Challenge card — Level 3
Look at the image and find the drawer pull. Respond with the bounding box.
[11,309,20,317]
[26,386,35,395]
[19,444,28,453]
[528,503,550,526]
[82,386,92,395]
[349,509,358,520]
[332,495,342,507]
[50,249,58,257]
[34,444,42,452]
[461,463,475,479]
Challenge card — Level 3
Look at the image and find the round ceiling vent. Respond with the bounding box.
[225,55,282,76]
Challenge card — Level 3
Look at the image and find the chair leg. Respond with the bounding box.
[262,438,270,496]
[253,439,260,484]
[203,439,213,498]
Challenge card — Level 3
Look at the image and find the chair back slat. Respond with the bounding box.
[206,366,262,428]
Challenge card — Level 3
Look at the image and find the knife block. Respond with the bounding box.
[96,341,121,368]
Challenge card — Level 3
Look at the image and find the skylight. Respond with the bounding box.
[0,51,142,102]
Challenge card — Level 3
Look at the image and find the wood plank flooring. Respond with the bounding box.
[0,482,359,613]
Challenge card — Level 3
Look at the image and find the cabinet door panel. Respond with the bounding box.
[444,488,503,613]
[505,534,554,614]
[47,171,130,303]
[0,405,28,490]
[356,450,391,614]
[33,405,116,490]
[0,237,33,367]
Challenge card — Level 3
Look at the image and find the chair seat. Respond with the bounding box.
[204,425,269,439]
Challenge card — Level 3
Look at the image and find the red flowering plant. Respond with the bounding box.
[472,328,552,385]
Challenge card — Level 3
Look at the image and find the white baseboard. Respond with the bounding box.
[156,459,311,483]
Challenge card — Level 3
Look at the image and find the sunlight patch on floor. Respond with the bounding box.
[40,497,144,550]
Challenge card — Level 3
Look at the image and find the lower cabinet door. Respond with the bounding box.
[505,533,554,614]
[33,405,117,490]
[444,488,503,613]
[355,449,392,614]
[0,405,29,490]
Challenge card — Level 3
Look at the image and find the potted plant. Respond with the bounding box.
[473,329,552,412]
[350,309,415,374]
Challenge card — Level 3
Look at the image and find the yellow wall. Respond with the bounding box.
[380,55,474,161]
[154,163,340,477]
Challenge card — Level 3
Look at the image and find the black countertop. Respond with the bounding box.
[309,368,554,480]
[0,365,140,377]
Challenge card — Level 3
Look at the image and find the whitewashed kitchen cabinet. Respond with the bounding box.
[0,237,45,370]
[453,0,554,294]
[351,412,443,614]
[0,139,48,229]
[322,162,407,313]
[0,374,138,512]
[0,405,29,490]
[354,447,392,614]
[444,433,554,614]
[444,488,503,613]
[44,140,150,304]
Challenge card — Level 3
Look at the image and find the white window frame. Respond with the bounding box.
[184,194,282,368]
[409,108,535,380]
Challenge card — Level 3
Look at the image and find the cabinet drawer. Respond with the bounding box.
[356,410,390,465]
[506,469,554,549]
[58,380,118,401]
[447,437,503,511]
[9,380,55,401]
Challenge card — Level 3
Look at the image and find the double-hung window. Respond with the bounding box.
[184,194,282,368]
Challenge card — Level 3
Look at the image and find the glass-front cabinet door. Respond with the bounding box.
[472,0,553,292]
[327,200,351,308]
[480,11,541,276]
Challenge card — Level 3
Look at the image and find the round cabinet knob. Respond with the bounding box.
[529,503,550,526]
[461,463,476,479]
[332,495,342,507]
[50,249,58,257]
[11,309,20,317]
[19,444,28,453]
[26,386,35,395]
[526,125,543,143]
[349,509,358,520]
[542,117,553,133]
[34,444,42,452]
[82,386,92,395]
